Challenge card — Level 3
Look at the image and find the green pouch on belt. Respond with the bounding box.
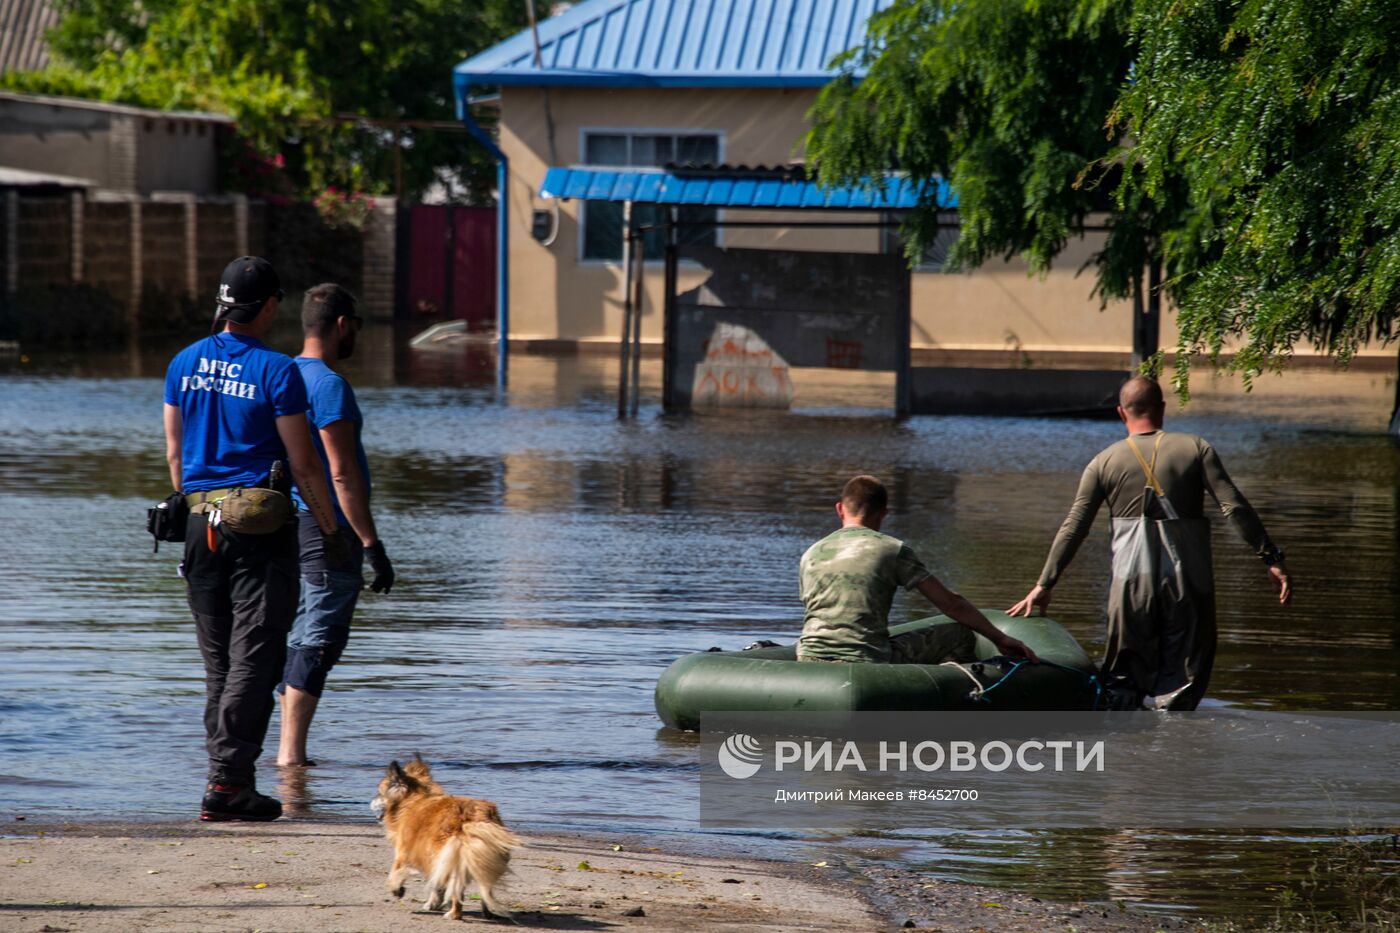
[204,487,292,534]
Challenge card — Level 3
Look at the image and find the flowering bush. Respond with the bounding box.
[313,188,377,230]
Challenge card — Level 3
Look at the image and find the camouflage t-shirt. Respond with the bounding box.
[798,526,932,663]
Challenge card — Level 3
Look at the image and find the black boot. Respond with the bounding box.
[200,782,283,822]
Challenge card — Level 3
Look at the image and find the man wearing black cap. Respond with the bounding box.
[163,256,351,820]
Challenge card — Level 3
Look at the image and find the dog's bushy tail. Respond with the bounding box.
[428,821,520,920]
[463,821,520,918]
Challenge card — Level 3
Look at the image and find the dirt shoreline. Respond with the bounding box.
[0,820,1189,932]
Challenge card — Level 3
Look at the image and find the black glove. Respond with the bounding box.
[366,540,395,594]
[321,528,353,571]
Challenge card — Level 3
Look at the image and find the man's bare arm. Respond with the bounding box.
[318,420,378,547]
[163,403,183,491]
[916,576,1038,662]
[275,413,338,535]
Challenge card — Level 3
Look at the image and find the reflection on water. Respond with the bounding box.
[1,325,1397,919]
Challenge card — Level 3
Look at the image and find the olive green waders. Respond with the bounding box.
[1104,435,1217,710]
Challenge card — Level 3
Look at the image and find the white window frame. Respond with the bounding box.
[575,126,727,267]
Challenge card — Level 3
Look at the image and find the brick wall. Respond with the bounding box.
[3,191,394,341]
[360,196,397,321]
[247,201,267,258]
[16,198,70,288]
[140,202,186,296]
[83,202,133,305]
[196,203,238,302]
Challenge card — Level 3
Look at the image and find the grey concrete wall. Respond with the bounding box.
[0,97,223,193]
[135,117,221,194]
[0,98,120,187]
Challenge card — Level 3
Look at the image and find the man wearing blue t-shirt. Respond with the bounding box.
[276,283,395,767]
[163,256,350,821]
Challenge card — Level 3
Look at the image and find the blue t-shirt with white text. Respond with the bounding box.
[163,332,309,492]
[291,356,370,528]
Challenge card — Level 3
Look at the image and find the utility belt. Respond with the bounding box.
[188,486,294,535]
[147,463,292,553]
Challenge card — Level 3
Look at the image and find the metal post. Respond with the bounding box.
[629,218,644,417]
[895,257,912,417]
[662,209,678,412]
[458,107,509,389]
[1144,255,1162,365]
[1129,265,1146,370]
[617,200,633,419]
[495,158,509,389]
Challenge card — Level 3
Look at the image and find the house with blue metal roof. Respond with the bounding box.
[454,0,1137,369]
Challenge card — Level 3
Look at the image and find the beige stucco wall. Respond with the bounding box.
[911,233,1140,357]
[497,85,1384,362]
[500,86,878,345]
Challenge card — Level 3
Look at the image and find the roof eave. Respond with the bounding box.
[454,71,844,92]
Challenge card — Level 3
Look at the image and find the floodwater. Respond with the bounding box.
[2,324,1398,920]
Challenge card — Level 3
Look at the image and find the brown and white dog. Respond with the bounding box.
[371,755,519,921]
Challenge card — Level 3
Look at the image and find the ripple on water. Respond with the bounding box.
[1,347,1397,918]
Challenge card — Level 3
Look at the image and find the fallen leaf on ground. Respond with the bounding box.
[812,861,829,868]
[250,882,268,889]
[577,860,591,870]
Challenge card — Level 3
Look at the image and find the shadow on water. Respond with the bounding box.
[1,325,1398,918]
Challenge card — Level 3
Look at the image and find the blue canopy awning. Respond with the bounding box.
[539,167,954,211]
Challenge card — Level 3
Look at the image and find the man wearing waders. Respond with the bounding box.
[1008,377,1291,710]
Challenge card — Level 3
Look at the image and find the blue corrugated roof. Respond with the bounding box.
[539,167,955,210]
[454,0,893,94]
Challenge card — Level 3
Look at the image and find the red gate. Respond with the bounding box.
[403,205,496,329]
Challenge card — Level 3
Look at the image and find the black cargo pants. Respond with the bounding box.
[182,511,298,785]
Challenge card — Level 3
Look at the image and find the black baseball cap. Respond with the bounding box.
[215,256,283,323]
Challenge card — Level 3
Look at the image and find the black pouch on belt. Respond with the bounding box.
[146,491,189,552]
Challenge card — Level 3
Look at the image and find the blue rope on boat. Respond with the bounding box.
[967,656,1107,710]
[970,659,1026,701]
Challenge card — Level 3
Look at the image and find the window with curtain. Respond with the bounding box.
[581,132,721,261]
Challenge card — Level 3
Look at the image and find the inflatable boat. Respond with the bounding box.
[654,611,1100,731]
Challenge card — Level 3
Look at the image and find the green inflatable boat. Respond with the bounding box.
[655,611,1100,731]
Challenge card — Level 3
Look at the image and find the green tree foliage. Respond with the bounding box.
[5,0,531,202]
[810,0,1400,397]
[1114,0,1400,387]
[807,0,1168,310]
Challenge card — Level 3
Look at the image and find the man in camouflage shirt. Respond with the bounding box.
[799,475,1037,664]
